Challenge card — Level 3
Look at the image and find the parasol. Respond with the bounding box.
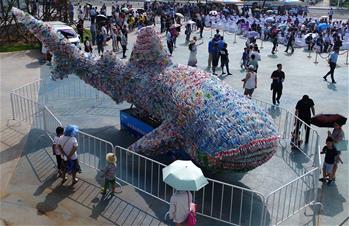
[265,17,275,23]
[162,160,208,191]
[318,23,330,31]
[209,10,218,16]
[304,32,318,39]
[176,12,184,18]
[311,114,347,128]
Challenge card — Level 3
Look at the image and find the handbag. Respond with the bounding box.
[186,192,197,226]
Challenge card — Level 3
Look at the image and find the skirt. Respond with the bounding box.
[62,159,82,175]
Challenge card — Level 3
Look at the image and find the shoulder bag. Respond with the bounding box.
[186,192,197,226]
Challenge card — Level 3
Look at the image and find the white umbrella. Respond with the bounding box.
[176,13,184,18]
[162,160,208,191]
[209,10,218,16]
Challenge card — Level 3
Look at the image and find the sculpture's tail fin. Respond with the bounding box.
[129,26,172,69]
[11,7,84,77]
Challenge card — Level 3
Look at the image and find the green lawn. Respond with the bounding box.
[0,43,40,52]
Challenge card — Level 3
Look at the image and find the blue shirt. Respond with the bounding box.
[329,52,338,63]
[208,40,214,53]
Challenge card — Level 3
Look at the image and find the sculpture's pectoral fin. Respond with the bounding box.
[128,121,182,155]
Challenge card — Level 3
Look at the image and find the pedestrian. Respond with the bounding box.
[57,125,81,186]
[328,7,333,21]
[249,54,258,72]
[111,27,118,52]
[120,32,127,58]
[187,36,203,67]
[241,47,249,70]
[84,37,93,53]
[285,31,295,54]
[270,64,285,105]
[294,95,315,144]
[169,190,192,226]
[166,28,174,56]
[69,2,74,24]
[185,23,191,42]
[100,153,117,195]
[170,26,178,48]
[242,65,257,98]
[77,20,84,42]
[323,48,339,83]
[90,22,97,46]
[52,126,64,177]
[101,25,108,46]
[328,122,345,181]
[211,42,220,75]
[96,31,104,56]
[271,29,278,54]
[207,37,215,69]
[220,43,232,75]
[319,137,342,185]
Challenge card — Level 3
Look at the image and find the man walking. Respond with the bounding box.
[323,48,339,83]
[271,64,285,105]
[285,31,295,54]
[295,95,315,144]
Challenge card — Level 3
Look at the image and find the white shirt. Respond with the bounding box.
[58,136,78,160]
[53,135,62,155]
[245,72,257,89]
[169,191,192,223]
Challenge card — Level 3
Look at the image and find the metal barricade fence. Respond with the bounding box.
[10,81,322,226]
[77,131,115,171]
[42,77,111,106]
[263,168,319,226]
[10,92,45,129]
[12,79,42,103]
[10,88,115,173]
[114,146,266,226]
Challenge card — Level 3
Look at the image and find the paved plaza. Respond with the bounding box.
[0,14,348,226]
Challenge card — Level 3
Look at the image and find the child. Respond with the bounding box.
[101,153,117,195]
[319,137,342,185]
[52,126,64,177]
[241,48,249,70]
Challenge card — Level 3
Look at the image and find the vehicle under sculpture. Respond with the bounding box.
[12,7,279,171]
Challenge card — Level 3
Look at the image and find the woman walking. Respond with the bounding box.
[169,190,193,226]
[242,65,257,98]
[187,36,203,67]
[57,125,81,186]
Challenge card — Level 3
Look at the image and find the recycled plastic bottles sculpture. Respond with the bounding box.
[12,8,279,171]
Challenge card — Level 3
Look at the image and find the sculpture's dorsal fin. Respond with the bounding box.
[129,26,172,68]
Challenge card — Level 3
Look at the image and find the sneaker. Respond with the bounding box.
[332,81,336,84]
[319,178,326,182]
[327,180,332,185]
[72,178,79,185]
[323,76,327,81]
[222,72,226,75]
[228,73,232,75]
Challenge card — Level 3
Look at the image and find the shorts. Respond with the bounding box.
[244,88,255,96]
[323,162,334,174]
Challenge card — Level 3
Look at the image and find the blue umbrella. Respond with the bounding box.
[318,23,329,31]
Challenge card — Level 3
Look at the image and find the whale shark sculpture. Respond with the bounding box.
[12,8,279,171]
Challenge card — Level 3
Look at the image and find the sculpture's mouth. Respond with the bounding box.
[214,136,279,171]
